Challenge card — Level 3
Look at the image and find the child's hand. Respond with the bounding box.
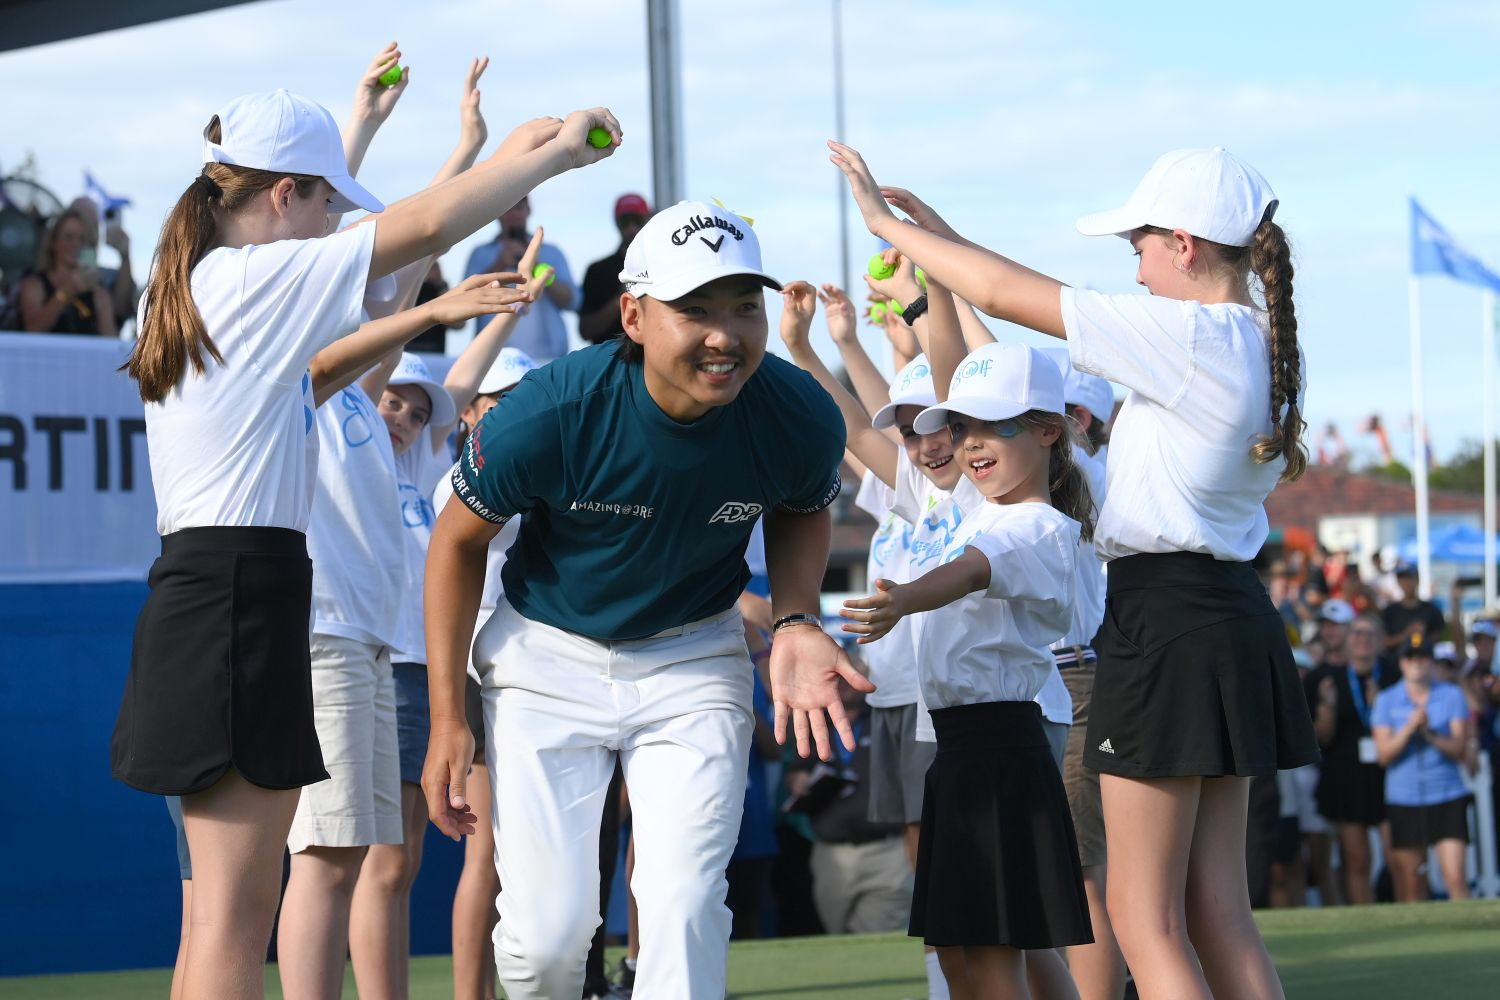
[883,308,921,360]
[352,42,408,125]
[779,280,819,352]
[458,57,490,152]
[491,117,565,162]
[828,140,896,237]
[817,284,857,346]
[840,579,906,643]
[520,227,553,296]
[866,248,924,308]
[548,108,622,170]
[429,272,530,326]
[882,186,961,243]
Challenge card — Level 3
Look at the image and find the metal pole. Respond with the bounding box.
[1485,290,1497,609]
[831,0,851,299]
[1410,277,1433,598]
[646,0,684,210]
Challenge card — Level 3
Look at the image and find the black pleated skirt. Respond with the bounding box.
[910,701,1093,949]
[1085,552,1321,779]
[111,527,328,795]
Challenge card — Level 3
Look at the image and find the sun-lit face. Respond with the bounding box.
[948,415,1057,504]
[264,177,336,242]
[1129,228,1191,298]
[379,383,432,456]
[621,275,768,423]
[894,404,960,491]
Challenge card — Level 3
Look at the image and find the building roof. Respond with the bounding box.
[1265,466,1480,536]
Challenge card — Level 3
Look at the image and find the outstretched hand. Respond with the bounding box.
[881,186,961,243]
[550,108,623,169]
[839,578,907,644]
[828,140,896,237]
[779,280,819,351]
[817,284,857,345]
[769,624,876,760]
[458,57,490,151]
[353,42,408,125]
[519,226,552,294]
[492,117,565,162]
[429,272,531,326]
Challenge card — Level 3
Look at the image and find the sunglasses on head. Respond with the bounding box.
[949,416,1025,441]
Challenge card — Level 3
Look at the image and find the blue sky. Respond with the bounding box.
[5,0,1498,463]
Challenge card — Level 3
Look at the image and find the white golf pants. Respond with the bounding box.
[478,600,753,1000]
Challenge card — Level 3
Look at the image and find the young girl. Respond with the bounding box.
[109,85,618,1000]
[841,340,1094,1000]
[830,141,1319,1000]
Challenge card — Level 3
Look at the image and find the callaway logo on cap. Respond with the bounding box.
[618,200,782,302]
[913,343,1065,436]
[204,89,384,215]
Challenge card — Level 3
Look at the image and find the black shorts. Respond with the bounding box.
[1085,552,1321,779]
[1387,797,1471,850]
[111,527,327,795]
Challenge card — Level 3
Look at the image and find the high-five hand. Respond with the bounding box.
[769,623,876,761]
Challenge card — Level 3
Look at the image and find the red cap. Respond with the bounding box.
[614,193,650,219]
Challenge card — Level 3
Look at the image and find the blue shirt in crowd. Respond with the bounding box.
[464,240,578,362]
[1371,680,1470,807]
[451,343,844,640]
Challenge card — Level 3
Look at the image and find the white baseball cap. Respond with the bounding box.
[477,347,538,395]
[203,90,384,215]
[1043,348,1115,421]
[1075,147,1276,248]
[913,343,1064,435]
[871,355,938,430]
[618,200,781,301]
[388,353,456,428]
[1319,599,1356,625]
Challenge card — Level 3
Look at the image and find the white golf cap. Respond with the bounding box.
[203,90,384,215]
[1043,348,1115,421]
[388,353,456,428]
[871,355,939,430]
[913,343,1064,435]
[1319,598,1356,625]
[1075,147,1276,247]
[477,347,538,395]
[618,200,781,301]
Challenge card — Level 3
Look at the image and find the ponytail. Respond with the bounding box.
[1021,410,1096,542]
[1247,218,1307,481]
[126,115,325,403]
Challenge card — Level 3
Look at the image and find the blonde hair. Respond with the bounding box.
[126,115,323,403]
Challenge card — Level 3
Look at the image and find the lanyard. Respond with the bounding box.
[1347,666,1371,731]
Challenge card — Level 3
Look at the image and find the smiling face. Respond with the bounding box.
[379,383,432,456]
[948,414,1058,504]
[620,275,768,422]
[894,404,960,491]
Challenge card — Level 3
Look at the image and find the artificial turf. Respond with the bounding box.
[6,900,1497,999]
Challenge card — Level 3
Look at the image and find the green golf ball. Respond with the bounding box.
[377,65,403,87]
[868,253,896,280]
[870,303,888,323]
[587,127,612,149]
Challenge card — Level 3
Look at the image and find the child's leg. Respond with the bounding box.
[1099,774,1210,1000]
[1184,776,1284,1000]
[350,782,428,1000]
[278,845,370,999]
[1023,947,1079,1000]
[1065,864,1125,1000]
[170,879,192,1000]
[1434,837,1471,900]
[963,945,1029,1000]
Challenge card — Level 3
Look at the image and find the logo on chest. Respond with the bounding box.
[709,501,763,525]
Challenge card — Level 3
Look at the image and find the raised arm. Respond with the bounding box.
[341,43,409,190]
[918,278,966,404]
[819,284,891,417]
[367,108,620,282]
[954,295,997,351]
[426,57,491,187]
[839,547,992,643]
[779,281,899,487]
[829,141,1067,339]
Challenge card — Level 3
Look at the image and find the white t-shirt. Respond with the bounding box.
[145,225,377,535]
[433,462,521,681]
[307,383,404,647]
[391,441,454,663]
[1062,286,1302,563]
[911,501,1079,714]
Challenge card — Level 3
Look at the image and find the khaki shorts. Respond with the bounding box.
[287,634,403,853]
[1062,664,1106,869]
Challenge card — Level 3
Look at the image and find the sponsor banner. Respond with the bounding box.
[0,332,157,582]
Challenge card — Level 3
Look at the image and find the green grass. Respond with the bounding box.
[7,901,1498,999]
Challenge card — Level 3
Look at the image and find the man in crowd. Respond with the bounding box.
[578,193,650,345]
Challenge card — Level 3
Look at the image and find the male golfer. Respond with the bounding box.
[423,200,868,1000]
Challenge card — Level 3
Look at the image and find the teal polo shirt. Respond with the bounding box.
[451,343,844,640]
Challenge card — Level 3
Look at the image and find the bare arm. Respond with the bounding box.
[918,278,966,404]
[426,57,490,187]
[340,43,408,195]
[780,282,899,487]
[839,547,992,643]
[820,284,891,416]
[954,295,997,350]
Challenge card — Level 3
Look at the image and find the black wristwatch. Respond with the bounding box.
[901,293,929,326]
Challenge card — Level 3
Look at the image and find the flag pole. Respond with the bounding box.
[1410,277,1433,598]
[1485,289,1497,611]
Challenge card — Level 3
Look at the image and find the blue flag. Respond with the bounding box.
[83,171,132,216]
[1411,197,1500,293]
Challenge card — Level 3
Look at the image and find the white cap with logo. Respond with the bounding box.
[477,347,538,396]
[203,90,384,215]
[871,355,938,430]
[1043,348,1115,421]
[618,200,782,302]
[1075,147,1276,248]
[913,343,1064,435]
[388,353,456,428]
